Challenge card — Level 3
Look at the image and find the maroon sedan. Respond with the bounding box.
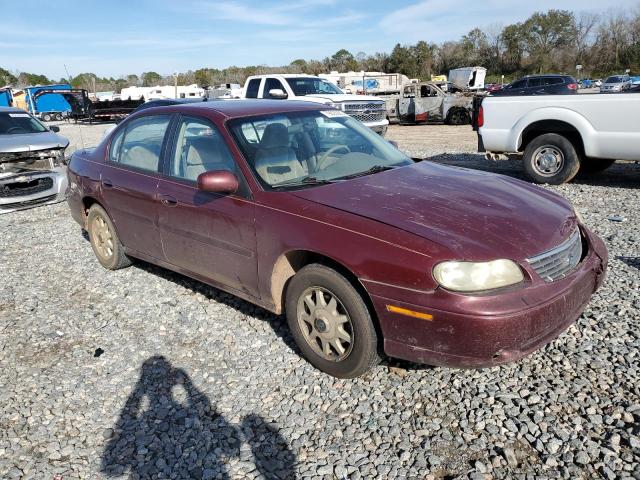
[66,100,607,378]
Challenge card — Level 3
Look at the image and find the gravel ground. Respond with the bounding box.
[1,122,639,479]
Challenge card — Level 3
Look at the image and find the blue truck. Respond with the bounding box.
[22,84,74,121]
[0,88,12,107]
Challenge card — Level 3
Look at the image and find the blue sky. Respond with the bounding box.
[0,0,631,80]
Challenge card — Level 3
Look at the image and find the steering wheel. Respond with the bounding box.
[317,145,351,170]
[7,127,27,134]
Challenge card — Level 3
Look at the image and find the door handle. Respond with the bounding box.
[159,194,178,207]
[102,179,113,188]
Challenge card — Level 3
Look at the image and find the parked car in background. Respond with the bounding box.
[578,79,593,89]
[242,74,389,135]
[389,82,473,125]
[491,75,578,96]
[593,79,603,88]
[600,75,632,93]
[0,107,69,213]
[477,91,640,183]
[630,76,640,87]
[485,83,504,93]
[67,100,607,377]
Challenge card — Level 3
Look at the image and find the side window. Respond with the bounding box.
[108,128,125,162]
[510,79,527,89]
[245,79,260,98]
[544,77,563,86]
[170,116,237,182]
[117,115,170,172]
[264,78,286,98]
[528,78,543,88]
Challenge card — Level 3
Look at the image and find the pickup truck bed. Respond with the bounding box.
[477,93,640,184]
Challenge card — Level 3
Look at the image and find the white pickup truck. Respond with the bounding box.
[243,74,389,135]
[476,93,640,184]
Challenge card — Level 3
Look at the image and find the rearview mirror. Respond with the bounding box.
[50,125,60,132]
[268,88,288,99]
[197,170,239,194]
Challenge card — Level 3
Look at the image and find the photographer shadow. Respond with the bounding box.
[101,355,295,479]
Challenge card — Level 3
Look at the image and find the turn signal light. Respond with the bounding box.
[386,305,434,321]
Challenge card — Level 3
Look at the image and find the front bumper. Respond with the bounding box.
[367,227,608,368]
[0,166,68,214]
[364,119,389,136]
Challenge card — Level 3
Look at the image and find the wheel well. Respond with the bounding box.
[82,196,99,216]
[519,120,585,156]
[270,250,374,317]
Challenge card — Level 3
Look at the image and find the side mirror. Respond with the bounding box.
[197,170,239,194]
[268,88,288,99]
[50,125,60,132]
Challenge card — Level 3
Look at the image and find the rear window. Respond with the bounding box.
[245,79,261,98]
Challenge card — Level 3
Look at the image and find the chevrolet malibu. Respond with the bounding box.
[66,100,607,378]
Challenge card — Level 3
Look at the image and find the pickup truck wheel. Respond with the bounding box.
[579,159,616,174]
[285,264,381,378]
[446,108,470,125]
[87,204,132,270]
[523,134,580,184]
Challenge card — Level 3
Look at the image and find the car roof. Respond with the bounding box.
[249,74,318,79]
[523,74,571,78]
[145,99,328,119]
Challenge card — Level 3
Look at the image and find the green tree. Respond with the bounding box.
[0,67,17,86]
[523,10,576,73]
[330,49,358,72]
[141,71,162,86]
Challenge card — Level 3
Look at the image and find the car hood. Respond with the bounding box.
[0,131,69,153]
[303,94,383,103]
[291,162,577,260]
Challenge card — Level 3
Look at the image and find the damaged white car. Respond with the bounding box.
[0,107,69,213]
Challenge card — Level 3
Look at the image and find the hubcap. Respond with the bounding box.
[297,287,354,362]
[92,215,114,260]
[532,146,564,176]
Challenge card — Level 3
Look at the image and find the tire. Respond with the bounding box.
[42,113,52,122]
[54,113,63,121]
[522,133,581,185]
[446,108,470,125]
[579,158,616,174]
[87,204,132,270]
[285,264,380,378]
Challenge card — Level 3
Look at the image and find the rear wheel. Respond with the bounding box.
[42,113,52,122]
[446,108,470,125]
[579,158,616,174]
[523,133,581,184]
[87,204,132,270]
[285,264,380,378]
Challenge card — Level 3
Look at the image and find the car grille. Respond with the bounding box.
[0,177,54,198]
[527,230,583,282]
[0,194,57,210]
[342,102,386,123]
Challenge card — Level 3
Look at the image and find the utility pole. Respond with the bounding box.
[174,72,178,99]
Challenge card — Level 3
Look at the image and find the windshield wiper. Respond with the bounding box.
[271,176,334,189]
[337,164,399,180]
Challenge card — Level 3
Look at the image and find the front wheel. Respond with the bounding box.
[523,133,581,184]
[87,204,132,270]
[285,264,380,378]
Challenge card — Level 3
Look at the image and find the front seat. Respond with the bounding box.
[254,123,306,184]
[184,136,232,180]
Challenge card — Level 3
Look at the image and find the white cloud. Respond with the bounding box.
[380,0,614,43]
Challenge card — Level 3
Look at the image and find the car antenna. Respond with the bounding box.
[64,63,86,151]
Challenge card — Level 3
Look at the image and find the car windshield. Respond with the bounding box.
[228,110,412,189]
[605,76,624,83]
[0,112,47,135]
[285,78,343,96]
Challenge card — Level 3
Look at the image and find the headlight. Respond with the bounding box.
[433,259,524,293]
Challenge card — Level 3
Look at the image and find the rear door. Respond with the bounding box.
[100,114,172,260]
[156,114,259,296]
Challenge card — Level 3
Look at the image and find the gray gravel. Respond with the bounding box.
[0,123,639,479]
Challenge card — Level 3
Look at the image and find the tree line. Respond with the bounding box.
[1,8,638,92]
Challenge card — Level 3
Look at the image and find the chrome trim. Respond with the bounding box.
[527,229,582,282]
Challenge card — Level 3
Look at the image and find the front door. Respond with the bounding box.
[157,115,259,297]
[100,114,172,260]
